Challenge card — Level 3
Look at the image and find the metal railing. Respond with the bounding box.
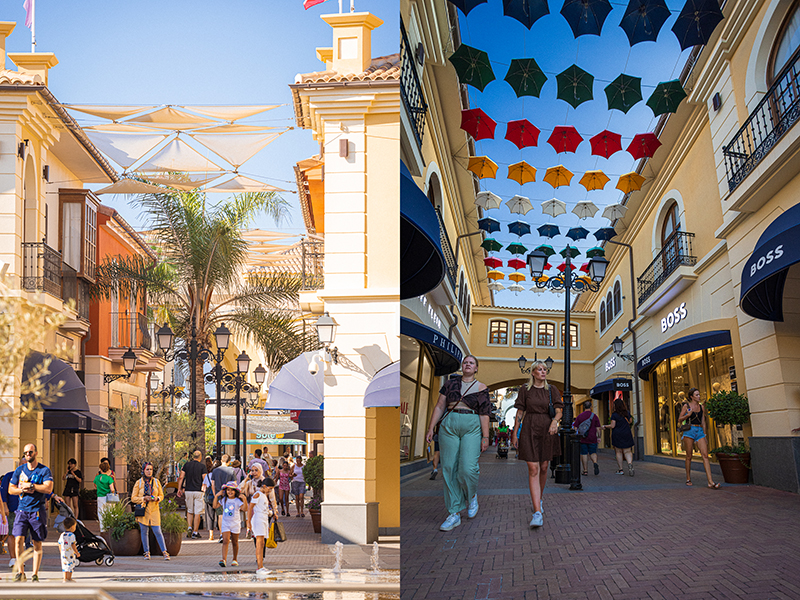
[61,263,90,321]
[401,20,428,148]
[21,240,62,298]
[434,207,457,290]
[110,310,152,350]
[723,51,800,192]
[637,231,696,305]
[301,238,324,291]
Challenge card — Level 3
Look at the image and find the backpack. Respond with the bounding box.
[577,413,595,438]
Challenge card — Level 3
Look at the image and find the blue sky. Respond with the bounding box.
[3,0,397,233]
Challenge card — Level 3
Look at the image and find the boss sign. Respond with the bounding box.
[750,245,783,277]
[661,302,687,333]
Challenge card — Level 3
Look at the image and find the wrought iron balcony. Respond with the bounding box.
[723,51,800,192]
[300,239,324,291]
[61,263,90,321]
[22,241,62,298]
[637,231,696,305]
[434,207,457,290]
[401,20,428,148]
[111,310,152,351]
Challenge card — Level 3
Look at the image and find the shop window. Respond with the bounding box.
[537,322,555,347]
[613,280,622,316]
[489,320,508,344]
[513,321,532,345]
[560,323,578,348]
[599,300,607,331]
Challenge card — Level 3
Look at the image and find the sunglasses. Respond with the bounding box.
[23,451,35,455]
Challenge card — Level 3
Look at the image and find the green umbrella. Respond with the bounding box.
[556,64,594,109]
[604,73,642,114]
[481,237,503,252]
[534,244,556,257]
[560,246,581,259]
[586,246,606,258]
[646,79,687,116]
[506,242,529,255]
[449,44,496,92]
[504,58,548,98]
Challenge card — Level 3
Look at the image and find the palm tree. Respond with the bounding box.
[91,188,312,450]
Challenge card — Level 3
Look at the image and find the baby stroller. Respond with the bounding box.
[497,437,509,459]
[53,499,115,567]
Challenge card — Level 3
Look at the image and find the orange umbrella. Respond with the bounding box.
[543,165,574,189]
[616,171,646,194]
[487,269,505,281]
[467,156,498,179]
[509,272,526,283]
[579,170,610,191]
[507,161,536,185]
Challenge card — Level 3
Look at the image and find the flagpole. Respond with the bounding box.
[30,0,36,53]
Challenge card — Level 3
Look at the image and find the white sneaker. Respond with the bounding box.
[8,558,15,569]
[439,513,461,531]
[256,567,269,578]
[529,511,543,528]
[540,498,544,514]
[467,494,479,518]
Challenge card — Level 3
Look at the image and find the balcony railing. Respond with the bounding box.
[111,310,152,351]
[300,239,324,291]
[723,51,800,192]
[637,231,696,305]
[434,207,457,290]
[401,20,428,148]
[61,263,90,321]
[22,241,62,298]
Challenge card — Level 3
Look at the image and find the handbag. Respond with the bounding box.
[133,503,146,517]
[265,522,278,549]
[434,379,478,435]
[273,519,287,543]
[679,403,692,432]
[106,493,120,503]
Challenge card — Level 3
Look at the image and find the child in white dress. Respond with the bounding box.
[248,478,278,574]
[58,517,80,582]
[212,482,248,568]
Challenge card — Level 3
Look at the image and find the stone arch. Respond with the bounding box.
[745,0,795,110]
[23,150,38,243]
[650,189,686,259]
[424,162,444,213]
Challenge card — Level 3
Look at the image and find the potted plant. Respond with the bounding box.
[307,495,322,534]
[706,390,751,484]
[78,487,97,521]
[99,500,142,556]
[156,497,184,556]
[304,455,323,534]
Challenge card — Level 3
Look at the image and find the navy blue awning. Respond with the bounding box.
[741,202,800,321]
[400,317,463,376]
[637,330,732,380]
[401,162,446,300]
[21,352,89,411]
[590,377,633,399]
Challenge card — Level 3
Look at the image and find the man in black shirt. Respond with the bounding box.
[177,451,206,539]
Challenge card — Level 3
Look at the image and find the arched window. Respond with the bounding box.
[458,272,465,310]
[561,323,578,348]
[606,291,614,325]
[613,280,622,316]
[661,201,681,272]
[426,172,444,212]
[537,322,555,347]
[770,1,800,83]
[465,293,471,327]
[600,300,607,331]
[489,320,508,344]
[513,321,532,345]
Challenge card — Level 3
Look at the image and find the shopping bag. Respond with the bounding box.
[106,493,120,503]
[265,522,277,549]
[274,520,287,543]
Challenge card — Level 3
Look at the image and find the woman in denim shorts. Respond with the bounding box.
[677,388,720,489]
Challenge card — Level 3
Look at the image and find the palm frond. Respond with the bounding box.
[225,308,313,373]
[90,255,182,308]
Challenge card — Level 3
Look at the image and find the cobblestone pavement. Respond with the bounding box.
[401,449,800,600]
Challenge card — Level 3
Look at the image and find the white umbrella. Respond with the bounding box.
[541,198,567,218]
[531,285,546,294]
[487,281,506,292]
[363,361,400,408]
[602,203,628,221]
[508,283,524,293]
[264,351,324,410]
[506,195,533,215]
[476,191,503,210]
[572,201,599,220]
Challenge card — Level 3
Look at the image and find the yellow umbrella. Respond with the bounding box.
[487,269,505,281]
[579,170,610,191]
[533,275,549,285]
[508,272,526,283]
[543,165,574,189]
[467,156,499,179]
[507,161,536,185]
[616,171,646,194]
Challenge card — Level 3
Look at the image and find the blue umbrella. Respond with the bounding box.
[537,223,560,238]
[448,0,489,16]
[507,220,532,237]
[561,0,613,38]
[478,217,501,234]
[502,0,549,29]
[566,226,589,241]
[594,227,617,241]
[619,0,671,46]
[671,0,724,51]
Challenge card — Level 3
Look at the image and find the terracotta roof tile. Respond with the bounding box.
[296,53,400,84]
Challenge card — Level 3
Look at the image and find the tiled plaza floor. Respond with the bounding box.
[401,448,800,599]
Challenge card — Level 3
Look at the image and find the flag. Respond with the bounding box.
[303,0,326,8]
[22,0,33,28]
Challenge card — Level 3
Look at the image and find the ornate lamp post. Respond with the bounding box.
[152,378,185,481]
[528,246,608,490]
[103,348,138,384]
[518,354,554,374]
[313,312,339,364]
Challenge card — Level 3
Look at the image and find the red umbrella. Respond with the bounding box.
[589,130,622,159]
[507,257,527,270]
[627,132,662,160]
[556,262,567,272]
[547,126,583,153]
[484,256,503,269]
[505,119,540,149]
[461,108,497,141]
[579,262,590,273]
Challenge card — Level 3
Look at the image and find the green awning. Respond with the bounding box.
[222,439,306,446]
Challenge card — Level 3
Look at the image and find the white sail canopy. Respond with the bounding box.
[190,131,285,168]
[204,175,285,193]
[182,105,279,121]
[84,130,169,169]
[64,105,156,120]
[95,179,167,195]
[125,106,217,130]
[135,138,224,173]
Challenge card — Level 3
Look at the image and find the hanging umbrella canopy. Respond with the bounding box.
[507,242,529,255]
[487,269,505,281]
[646,80,688,116]
[508,161,537,185]
[481,237,503,252]
[507,257,527,270]
[573,200,599,220]
[476,190,503,209]
[534,244,556,257]
[264,352,324,410]
[508,272,526,283]
[488,281,506,291]
[602,203,629,221]
[508,283,525,293]
[589,130,623,158]
[363,361,400,408]
[461,108,497,141]
[449,44,496,92]
[484,256,503,269]
[478,216,502,233]
[504,58,548,98]
[617,171,647,193]
[579,262,590,273]
[541,198,567,218]
[586,246,606,258]
[627,133,662,160]
[503,0,550,28]
[566,227,590,241]
[605,73,643,114]
[561,0,613,37]
[619,0,671,46]
[448,0,489,15]
[467,156,499,179]
[560,247,582,259]
[506,194,534,215]
[547,126,583,153]
[508,220,532,237]
[579,170,610,191]
[556,64,595,109]
[505,119,540,149]
[671,0,725,51]
[538,224,561,238]
[594,227,618,241]
[544,165,574,189]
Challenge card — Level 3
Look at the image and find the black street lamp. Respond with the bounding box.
[103,347,138,384]
[528,245,608,490]
[611,336,636,362]
[518,354,554,374]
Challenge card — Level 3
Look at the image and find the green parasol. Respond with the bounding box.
[506,242,529,255]
[534,244,556,257]
[604,73,642,114]
[449,44,496,92]
[586,246,606,258]
[646,79,687,117]
[556,64,594,109]
[560,246,581,259]
[481,237,503,252]
[504,58,548,98]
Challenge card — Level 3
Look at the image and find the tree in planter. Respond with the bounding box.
[706,390,751,453]
[303,455,323,502]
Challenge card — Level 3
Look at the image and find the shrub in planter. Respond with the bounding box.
[706,390,752,482]
[306,495,322,534]
[155,503,185,556]
[303,455,323,499]
[306,495,322,512]
[99,501,141,555]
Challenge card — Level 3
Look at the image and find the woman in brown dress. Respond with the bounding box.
[511,361,563,528]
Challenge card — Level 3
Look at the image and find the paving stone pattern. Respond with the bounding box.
[401,450,800,599]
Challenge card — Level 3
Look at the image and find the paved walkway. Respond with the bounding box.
[401,449,800,599]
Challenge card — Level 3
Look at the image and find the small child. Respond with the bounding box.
[213,482,248,568]
[248,478,278,575]
[58,516,80,582]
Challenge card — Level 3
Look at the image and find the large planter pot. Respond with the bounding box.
[716,452,751,484]
[80,499,97,521]
[160,530,183,556]
[309,509,322,534]
[101,529,142,556]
